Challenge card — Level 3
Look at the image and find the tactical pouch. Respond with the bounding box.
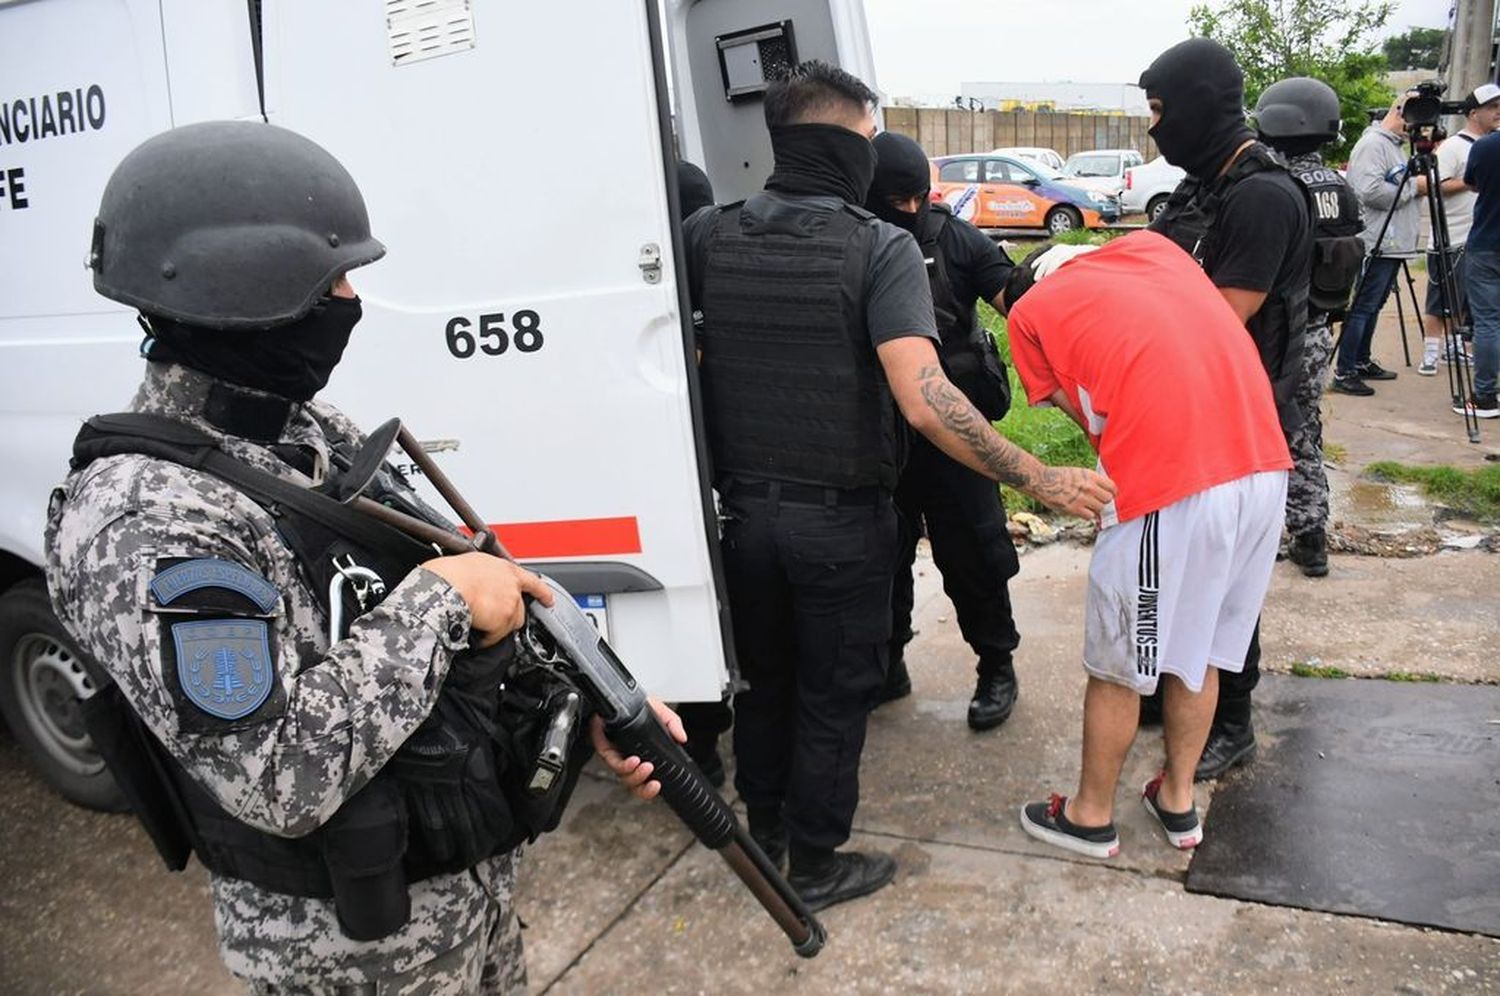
[941,326,1012,421]
[1310,235,1366,316]
[496,667,594,841]
[319,778,411,941]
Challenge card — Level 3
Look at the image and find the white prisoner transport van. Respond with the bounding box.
[0,0,879,808]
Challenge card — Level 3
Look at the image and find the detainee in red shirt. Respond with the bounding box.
[1004,231,1292,857]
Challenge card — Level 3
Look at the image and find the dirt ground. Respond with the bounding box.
[1,304,1497,994]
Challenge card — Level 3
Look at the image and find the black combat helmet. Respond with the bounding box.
[1253,77,1343,147]
[89,121,385,330]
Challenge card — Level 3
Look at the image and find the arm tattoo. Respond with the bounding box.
[916,364,1085,506]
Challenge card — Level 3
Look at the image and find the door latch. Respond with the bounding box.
[638,243,662,284]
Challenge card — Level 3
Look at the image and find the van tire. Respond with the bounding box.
[0,579,127,811]
[1147,195,1170,223]
[1045,206,1082,234]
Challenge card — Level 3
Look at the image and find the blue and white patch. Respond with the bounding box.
[151,559,280,614]
[170,619,275,720]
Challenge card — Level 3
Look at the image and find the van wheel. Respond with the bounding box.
[0,579,126,811]
[1045,206,1082,234]
[1147,195,1169,223]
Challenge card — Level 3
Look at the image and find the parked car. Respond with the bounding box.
[1061,148,1144,196]
[991,146,1065,171]
[1121,155,1187,222]
[930,153,1121,233]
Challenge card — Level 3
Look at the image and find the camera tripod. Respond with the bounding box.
[1360,136,1482,443]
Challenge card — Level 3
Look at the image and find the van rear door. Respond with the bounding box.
[261,1,729,700]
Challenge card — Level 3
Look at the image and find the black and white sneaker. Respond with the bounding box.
[1141,773,1203,850]
[1020,794,1120,859]
[1454,393,1500,419]
[1357,359,1398,381]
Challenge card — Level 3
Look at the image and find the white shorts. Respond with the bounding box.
[1083,470,1288,694]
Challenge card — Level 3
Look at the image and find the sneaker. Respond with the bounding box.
[1441,343,1472,364]
[1019,794,1120,859]
[1329,375,1375,397]
[1357,360,1398,381]
[1454,393,1500,419]
[1141,773,1203,849]
[1418,355,1438,376]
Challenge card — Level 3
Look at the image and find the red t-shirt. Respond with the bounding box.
[1007,230,1291,525]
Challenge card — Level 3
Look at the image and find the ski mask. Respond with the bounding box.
[143,294,363,403]
[765,123,877,205]
[1138,38,1255,180]
[866,131,933,234]
[676,161,715,221]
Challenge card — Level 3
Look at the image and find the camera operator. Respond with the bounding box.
[1418,84,1500,375]
[1335,95,1429,396]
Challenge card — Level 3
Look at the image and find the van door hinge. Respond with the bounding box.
[638,243,662,284]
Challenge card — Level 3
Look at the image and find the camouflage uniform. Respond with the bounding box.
[1284,318,1333,538]
[44,363,527,995]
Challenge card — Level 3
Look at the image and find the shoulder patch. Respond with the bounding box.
[150,559,280,614]
[171,619,276,720]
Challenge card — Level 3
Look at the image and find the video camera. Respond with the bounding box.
[1401,80,1467,129]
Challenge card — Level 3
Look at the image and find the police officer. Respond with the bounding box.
[1139,39,1314,780]
[1254,78,1366,578]
[45,120,679,994]
[682,61,1114,911]
[864,131,1022,731]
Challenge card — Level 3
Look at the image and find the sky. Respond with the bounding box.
[863,0,1455,101]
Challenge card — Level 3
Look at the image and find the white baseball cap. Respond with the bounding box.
[1466,83,1500,111]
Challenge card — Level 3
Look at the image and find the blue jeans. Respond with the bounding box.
[1464,249,1500,397]
[1336,256,1401,378]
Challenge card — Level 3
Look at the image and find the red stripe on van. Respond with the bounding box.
[481,516,643,559]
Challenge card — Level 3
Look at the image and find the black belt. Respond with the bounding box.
[723,479,885,507]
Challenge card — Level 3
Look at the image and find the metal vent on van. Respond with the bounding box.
[387,0,475,66]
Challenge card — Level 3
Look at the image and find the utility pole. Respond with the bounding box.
[1445,0,1498,96]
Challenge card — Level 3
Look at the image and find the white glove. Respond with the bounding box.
[1030,243,1101,280]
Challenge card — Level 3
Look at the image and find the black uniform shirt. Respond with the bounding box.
[683,191,940,347]
[933,210,1014,309]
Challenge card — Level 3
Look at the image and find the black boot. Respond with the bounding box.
[747,805,788,872]
[876,650,912,705]
[788,843,897,913]
[1287,528,1329,578]
[1194,698,1257,782]
[968,660,1018,731]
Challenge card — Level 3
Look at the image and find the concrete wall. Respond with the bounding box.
[885,106,1159,160]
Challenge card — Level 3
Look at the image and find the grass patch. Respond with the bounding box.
[980,302,1096,513]
[1323,441,1348,464]
[1384,670,1444,683]
[1291,661,1350,679]
[1365,461,1500,522]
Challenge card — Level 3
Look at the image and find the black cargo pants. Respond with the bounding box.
[891,435,1021,675]
[721,479,899,852]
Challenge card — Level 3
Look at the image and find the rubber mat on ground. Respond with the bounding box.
[1185,674,1500,936]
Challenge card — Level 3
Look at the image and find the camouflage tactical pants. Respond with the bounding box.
[1285,321,1334,538]
[249,859,527,996]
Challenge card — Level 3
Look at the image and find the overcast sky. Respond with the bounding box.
[863,0,1455,100]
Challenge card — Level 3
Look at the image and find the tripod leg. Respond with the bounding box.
[1399,260,1420,368]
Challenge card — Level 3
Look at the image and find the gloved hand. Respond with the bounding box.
[1384,164,1409,186]
[1031,242,1101,280]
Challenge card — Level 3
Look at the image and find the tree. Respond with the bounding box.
[1189,0,1398,161]
[1383,26,1446,71]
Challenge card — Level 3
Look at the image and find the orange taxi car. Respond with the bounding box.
[929,153,1121,233]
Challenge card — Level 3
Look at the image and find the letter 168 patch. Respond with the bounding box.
[170,619,276,720]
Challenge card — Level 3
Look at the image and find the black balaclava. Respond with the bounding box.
[765,123,877,204]
[1138,38,1255,180]
[143,295,363,403]
[677,161,715,221]
[866,131,932,234]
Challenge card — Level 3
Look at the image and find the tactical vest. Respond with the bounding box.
[1150,143,1312,432]
[70,413,590,942]
[1287,155,1365,319]
[698,196,903,490]
[916,204,1012,421]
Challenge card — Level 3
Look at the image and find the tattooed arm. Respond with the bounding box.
[876,337,1115,518]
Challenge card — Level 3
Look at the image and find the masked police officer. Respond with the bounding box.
[863,132,1022,731]
[1254,78,1366,578]
[45,121,679,994]
[682,61,1115,911]
[1139,39,1314,780]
